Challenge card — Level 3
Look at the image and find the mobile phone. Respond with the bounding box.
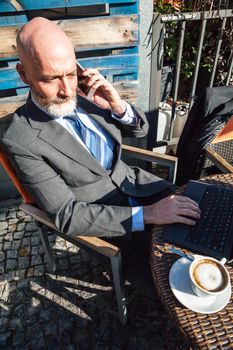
[76,62,95,99]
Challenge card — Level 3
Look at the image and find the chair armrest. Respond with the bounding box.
[205,147,233,173]
[19,203,119,258]
[122,144,177,183]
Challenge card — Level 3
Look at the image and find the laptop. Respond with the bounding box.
[164,180,233,262]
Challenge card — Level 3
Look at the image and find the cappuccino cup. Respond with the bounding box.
[189,256,230,298]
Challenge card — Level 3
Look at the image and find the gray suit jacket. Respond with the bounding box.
[1,95,172,237]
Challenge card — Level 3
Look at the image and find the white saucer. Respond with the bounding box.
[169,257,232,314]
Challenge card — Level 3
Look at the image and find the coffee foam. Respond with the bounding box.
[193,260,226,292]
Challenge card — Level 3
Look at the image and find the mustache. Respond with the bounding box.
[36,91,77,107]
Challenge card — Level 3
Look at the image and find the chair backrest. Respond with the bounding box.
[0,114,33,203]
[0,148,34,204]
[211,116,233,144]
[176,86,233,185]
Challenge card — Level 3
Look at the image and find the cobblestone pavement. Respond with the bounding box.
[0,198,188,350]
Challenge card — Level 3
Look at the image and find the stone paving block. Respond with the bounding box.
[0,222,8,230]
[6,211,17,220]
[8,223,17,232]
[16,223,26,231]
[3,242,11,251]
[25,222,37,232]
[17,279,29,289]
[14,231,24,240]
[14,269,26,280]
[38,246,45,254]
[8,218,18,224]
[23,216,33,223]
[12,240,21,250]
[21,237,30,247]
[34,265,45,276]
[16,210,25,218]
[31,236,40,246]
[0,212,6,221]
[18,247,30,257]
[26,267,34,278]
[31,255,43,266]
[0,252,5,262]
[6,259,17,270]
[7,250,18,259]
[0,229,7,237]
[18,257,30,269]
[3,233,13,241]
[31,246,40,255]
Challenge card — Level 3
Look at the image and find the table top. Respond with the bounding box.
[150,173,233,350]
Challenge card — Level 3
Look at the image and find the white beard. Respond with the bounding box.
[45,98,76,117]
[31,90,77,117]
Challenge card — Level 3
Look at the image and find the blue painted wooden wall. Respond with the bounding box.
[0,0,139,97]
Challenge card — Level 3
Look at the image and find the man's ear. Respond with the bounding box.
[16,62,30,84]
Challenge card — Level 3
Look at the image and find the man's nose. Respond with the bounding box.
[58,78,72,97]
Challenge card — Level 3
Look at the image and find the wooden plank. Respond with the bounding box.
[0,54,138,90]
[0,80,138,116]
[109,2,138,15]
[0,0,137,12]
[0,15,138,58]
[0,95,27,117]
[0,15,27,26]
[27,5,109,20]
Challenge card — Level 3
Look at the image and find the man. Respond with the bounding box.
[1,17,200,241]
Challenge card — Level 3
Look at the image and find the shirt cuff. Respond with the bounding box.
[111,102,138,125]
[131,206,144,232]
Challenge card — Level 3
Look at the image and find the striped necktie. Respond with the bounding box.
[64,114,115,170]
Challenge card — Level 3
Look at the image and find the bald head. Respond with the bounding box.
[16,17,78,117]
[17,17,75,68]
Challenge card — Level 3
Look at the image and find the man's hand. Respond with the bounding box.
[143,195,201,226]
[80,68,126,116]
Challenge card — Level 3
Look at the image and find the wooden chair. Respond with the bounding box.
[204,116,233,175]
[0,112,178,325]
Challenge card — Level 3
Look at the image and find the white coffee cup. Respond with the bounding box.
[189,256,230,298]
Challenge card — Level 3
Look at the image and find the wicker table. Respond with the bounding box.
[150,173,233,350]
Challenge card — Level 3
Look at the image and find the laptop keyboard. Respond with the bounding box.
[186,186,233,252]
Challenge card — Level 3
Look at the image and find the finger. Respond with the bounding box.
[90,79,102,88]
[175,216,197,226]
[83,68,101,78]
[176,195,199,206]
[177,208,201,219]
[178,202,201,214]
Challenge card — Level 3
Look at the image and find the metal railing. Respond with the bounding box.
[148,9,233,150]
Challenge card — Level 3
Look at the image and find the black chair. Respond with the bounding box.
[176,86,233,185]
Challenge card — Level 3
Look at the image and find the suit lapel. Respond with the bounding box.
[25,97,109,175]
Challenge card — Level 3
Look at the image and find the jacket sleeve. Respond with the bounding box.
[112,103,149,139]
